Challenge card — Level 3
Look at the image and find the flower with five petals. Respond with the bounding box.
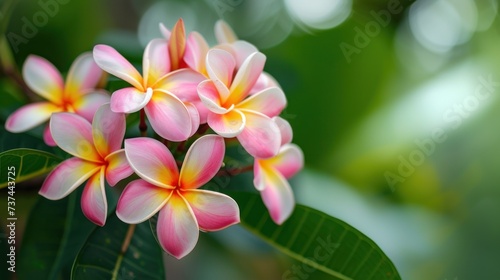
[117,135,240,259]
[39,104,133,226]
[93,39,204,141]
[197,49,287,158]
[5,53,109,146]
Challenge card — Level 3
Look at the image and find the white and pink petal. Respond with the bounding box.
[5,102,62,133]
[72,90,110,122]
[236,87,286,118]
[236,110,280,158]
[105,149,133,186]
[50,112,101,162]
[207,109,246,138]
[92,103,125,158]
[143,39,170,86]
[259,168,295,225]
[182,190,240,231]
[266,144,304,179]
[93,45,143,89]
[110,87,152,114]
[117,179,172,224]
[227,52,266,105]
[22,55,64,104]
[124,138,179,188]
[81,167,107,226]
[39,157,101,200]
[65,52,104,96]
[156,192,199,259]
[179,135,225,189]
[145,90,192,142]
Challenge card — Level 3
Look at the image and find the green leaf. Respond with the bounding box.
[230,192,401,280]
[0,148,61,188]
[72,213,165,280]
[17,191,96,280]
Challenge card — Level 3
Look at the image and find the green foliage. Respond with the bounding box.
[72,213,165,280]
[231,192,401,280]
[17,191,96,280]
[0,148,61,189]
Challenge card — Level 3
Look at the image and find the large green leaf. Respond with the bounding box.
[230,192,401,280]
[0,148,61,188]
[72,213,165,280]
[17,191,96,280]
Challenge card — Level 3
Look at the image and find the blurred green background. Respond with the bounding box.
[2,0,500,279]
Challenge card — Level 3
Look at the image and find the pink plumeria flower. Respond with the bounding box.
[5,53,109,146]
[39,104,133,226]
[214,20,280,94]
[117,135,240,259]
[93,38,204,141]
[197,49,287,158]
[159,18,210,122]
[253,117,304,224]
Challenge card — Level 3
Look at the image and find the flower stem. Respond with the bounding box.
[217,164,253,177]
[111,224,136,280]
[139,109,147,137]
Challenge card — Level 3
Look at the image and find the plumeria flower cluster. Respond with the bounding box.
[5,19,304,259]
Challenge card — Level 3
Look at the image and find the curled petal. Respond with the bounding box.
[65,52,104,96]
[157,192,199,259]
[227,52,266,106]
[145,90,192,142]
[251,72,280,95]
[124,138,178,188]
[217,40,258,68]
[206,49,235,99]
[93,44,143,89]
[207,109,245,138]
[237,87,286,117]
[179,135,225,189]
[105,149,133,186]
[260,168,295,225]
[92,103,125,158]
[159,22,171,39]
[50,113,101,162]
[22,55,64,104]
[110,87,153,113]
[185,102,200,137]
[193,100,209,124]
[143,39,170,86]
[117,179,172,224]
[81,167,107,226]
[43,124,56,147]
[184,32,209,73]
[265,144,304,179]
[72,90,110,122]
[39,157,100,200]
[154,69,205,102]
[253,162,265,191]
[182,190,240,231]
[237,111,280,158]
[198,80,228,114]
[214,20,238,44]
[5,102,61,133]
[169,18,186,70]
[273,116,293,145]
